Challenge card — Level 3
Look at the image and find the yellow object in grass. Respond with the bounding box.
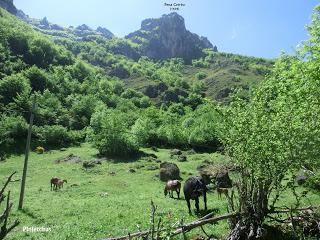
[36,146,45,154]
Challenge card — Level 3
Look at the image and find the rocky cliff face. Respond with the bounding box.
[96,26,113,39]
[126,12,217,63]
[0,0,17,15]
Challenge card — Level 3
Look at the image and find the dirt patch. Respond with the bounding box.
[55,154,82,164]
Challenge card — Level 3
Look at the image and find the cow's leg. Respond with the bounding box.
[203,190,207,210]
[195,197,200,212]
[176,189,180,199]
[186,199,191,214]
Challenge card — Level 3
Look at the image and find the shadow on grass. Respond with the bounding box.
[95,150,149,163]
[19,208,38,219]
[167,196,185,201]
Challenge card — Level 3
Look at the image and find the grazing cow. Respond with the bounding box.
[216,187,229,199]
[183,176,207,214]
[56,179,67,189]
[164,180,181,199]
[50,177,60,191]
[50,177,67,191]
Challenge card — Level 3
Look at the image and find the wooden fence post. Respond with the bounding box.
[18,95,36,210]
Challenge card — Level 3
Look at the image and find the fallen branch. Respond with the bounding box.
[102,212,242,240]
[269,206,318,214]
[170,212,243,236]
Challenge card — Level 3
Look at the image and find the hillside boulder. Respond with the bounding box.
[296,175,308,185]
[159,162,181,181]
[170,149,182,156]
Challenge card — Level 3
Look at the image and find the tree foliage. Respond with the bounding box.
[217,6,320,238]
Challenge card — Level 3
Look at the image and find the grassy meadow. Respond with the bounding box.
[0,144,319,240]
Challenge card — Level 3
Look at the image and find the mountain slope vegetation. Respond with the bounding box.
[0,6,273,159]
[1,1,320,239]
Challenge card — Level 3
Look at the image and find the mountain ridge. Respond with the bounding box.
[0,0,16,15]
[126,12,217,62]
[0,0,216,62]
[0,0,273,103]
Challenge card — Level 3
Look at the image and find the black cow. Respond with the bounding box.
[183,176,207,214]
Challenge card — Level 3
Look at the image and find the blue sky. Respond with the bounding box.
[14,0,319,59]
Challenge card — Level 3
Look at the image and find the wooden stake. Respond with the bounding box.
[18,95,36,210]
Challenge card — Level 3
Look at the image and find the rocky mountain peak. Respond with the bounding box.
[141,12,186,33]
[76,24,92,31]
[96,26,114,39]
[0,0,17,15]
[126,12,216,63]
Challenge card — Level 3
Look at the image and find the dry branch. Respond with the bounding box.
[103,205,320,240]
[0,172,16,201]
[102,212,242,240]
[269,206,318,214]
[0,172,20,240]
[170,212,242,236]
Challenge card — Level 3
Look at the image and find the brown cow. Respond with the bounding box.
[164,180,181,199]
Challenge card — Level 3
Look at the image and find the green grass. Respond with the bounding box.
[1,144,230,240]
[1,144,319,240]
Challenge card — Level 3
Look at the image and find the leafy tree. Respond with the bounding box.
[0,74,30,106]
[139,96,151,108]
[195,71,207,80]
[69,60,92,83]
[167,103,186,116]
[34,125,72,148]
[191,81,207,95]
[26,37,57,68]
[217,7,320,238]
[110,81,125,95]
[157,112,187,148]
[33,90,66,126]
[120,88,143,99]
[132,107,165,146]
[70,95,100,130]
[89,109,140,157]
[24,65,51,92]
[7,32,28,56]
[183,93,204,110]
[186,103,221,151]
[0,115,28,160]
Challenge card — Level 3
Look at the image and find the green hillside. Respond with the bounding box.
[0,7,273,159]
[24,12,273,103]
[1,3,320,240]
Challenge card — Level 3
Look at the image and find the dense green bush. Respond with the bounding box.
[131,107,162,146]
[192,58,210,68]
[305,173,320,191]
[24,66,51,92]
[69,61,93,83]
[89,109,140,157]
[0,115,28,160]
[0,74,30,105]
[34,125,71,148]
[120,88,144,99]
[70,95,100,130]
[25,37,58,68]
[195,71,207,80]
[33,90,66,126]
